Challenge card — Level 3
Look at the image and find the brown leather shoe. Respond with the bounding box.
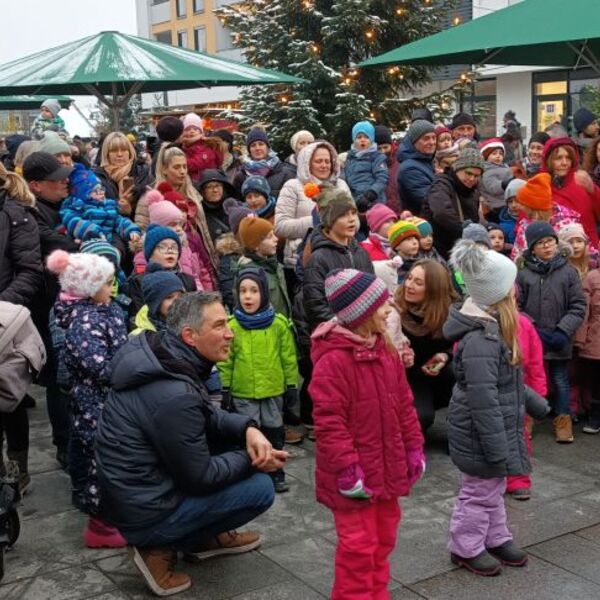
[129,546,191,597]
[183,530,261,563]
[554,415,574,443]
[285,427,304,445]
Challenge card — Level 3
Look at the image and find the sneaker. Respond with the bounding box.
[487,540,528,567]
[274,479,290,493]
[510,488,531,501]
[183,530,261,563]
[582,420,600,434]
[554,415,574,443]
[450,550,502,576]
[130,546,191,597]
[84,517,127,549]
[284,427,304,445]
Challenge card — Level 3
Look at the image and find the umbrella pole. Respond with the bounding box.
[112,83,120,130]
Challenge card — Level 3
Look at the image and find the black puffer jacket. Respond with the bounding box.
[443,299,548,478]
[303,228,373,331]
[95,330,255,530]
[421,170,480,259]
[516,250,586,360]
[0,190,42,306]
[94,161,154,212]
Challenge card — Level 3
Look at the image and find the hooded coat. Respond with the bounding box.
[275,141,351,267]
[443,299,548,479]
[396,136,435,214]
[309,321,423,510]
[95,330,255,530]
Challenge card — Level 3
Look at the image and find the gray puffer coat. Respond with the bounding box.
[443,299,549,479]
[516,250,586,360]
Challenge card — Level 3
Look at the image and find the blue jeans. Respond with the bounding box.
[547,359,570,416]
[121,473,275,551]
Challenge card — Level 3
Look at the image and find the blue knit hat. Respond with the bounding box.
[69,163,103,200]
[352,121,375,143]
[79,238,126,284]
[142,270,185,318]
[235,266,270,313]
[246,128,270,150]
[143,224,181,260]
[242,175,271,200]
[573,107,597,134]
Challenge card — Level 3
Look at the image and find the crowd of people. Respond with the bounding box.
[2,98,600,597]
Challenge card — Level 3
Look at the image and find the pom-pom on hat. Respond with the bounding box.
[462,221,491,248]
[238,214,273,251]
[479,138,505,160]
[351,121,375,143]
[516,172,553,211]
[182,112,203,132]
[407,216,433,238]
[525,221,558,251]
[224,198,252,236]
[142,270,185,319]
[69,163,102,200]
[325,268,390,329]
[366,204,397,234]
[450,239,517,308]
[144,224,182,261]
[290,130,315,153]
[146,189,185,226]
[388,220,420,250]
[156,116,184,142]
[314,186,356,230]
[242,175,271,200]
[46,249,114,299]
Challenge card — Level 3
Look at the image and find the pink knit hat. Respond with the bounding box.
[146,189,185,225]
[366,204,397,234]
[182,112,203,132]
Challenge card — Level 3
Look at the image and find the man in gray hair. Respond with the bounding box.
[95,292,285,597]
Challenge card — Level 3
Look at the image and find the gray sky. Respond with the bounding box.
[0,0,138,136]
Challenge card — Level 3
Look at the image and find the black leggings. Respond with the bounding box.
[407,363,455,432]
[0,401,29,453]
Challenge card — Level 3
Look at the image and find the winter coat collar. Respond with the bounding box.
[396,136,435,163]
[522,249,568,274]
[310,226,357,254]
[311,320,379,362]
[443,299,499,343]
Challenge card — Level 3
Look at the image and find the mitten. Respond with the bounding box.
[357,189,378,212]
[220,388,232,412]
[337,464,373,499]
[537,328,569,351]
[283,387,299,412]
[406,448,426,486]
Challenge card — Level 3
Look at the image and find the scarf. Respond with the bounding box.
[402,305,436,337]
[233,305,275,330]
[102,161,134,196]
[350,143,379,160]
[244,251,278,273]
[243,150,280,177]
[256,196,276,220]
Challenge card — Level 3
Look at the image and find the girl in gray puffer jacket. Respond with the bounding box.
[443,240,548,577]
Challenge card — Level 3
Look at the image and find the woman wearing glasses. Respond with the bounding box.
[421,148,485,260]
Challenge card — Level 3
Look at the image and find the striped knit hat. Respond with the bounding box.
[388,220,420,249]
[325,269,390,329]
[407,216,433,238]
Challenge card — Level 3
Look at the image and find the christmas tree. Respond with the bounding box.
[216,0,459,153]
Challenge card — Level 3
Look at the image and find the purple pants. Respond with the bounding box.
[448,474,513,558]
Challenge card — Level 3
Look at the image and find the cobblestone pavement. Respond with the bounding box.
[2,387,600,599]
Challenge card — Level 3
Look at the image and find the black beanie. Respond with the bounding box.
[374,125,392,145]
[529,131,550,147]
[156,116,184,143]
[525,221,557,251]
[450,112,476,130]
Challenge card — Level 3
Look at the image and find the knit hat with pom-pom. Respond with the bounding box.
[155,182,194,218]
[450,239,516,308]
[146,188,186,226]
[46,249,114,299]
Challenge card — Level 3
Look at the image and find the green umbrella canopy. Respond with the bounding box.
[360,0,600,71]
[0,95,73,110]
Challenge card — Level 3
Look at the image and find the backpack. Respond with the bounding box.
[0,302,46,412]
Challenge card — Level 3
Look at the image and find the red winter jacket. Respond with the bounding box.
[309,321,424,511]
[542,137,600,247]
[359,234,390,262]
[182,140,223,183]
[518,313,547,397]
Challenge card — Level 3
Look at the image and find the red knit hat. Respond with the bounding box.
[156,182,197,219]
[516,172,553,211]
[435,125,452,137]
[479,138,505,160]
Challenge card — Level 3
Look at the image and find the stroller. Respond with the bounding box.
[0,463,20,582]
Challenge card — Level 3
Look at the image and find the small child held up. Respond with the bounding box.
[479,138,513,222]
[48,249,129,549]
[445,240,549,576]
[180,113,223,184]
[388,219,421,284]
[309,268,424,598]
[31,98,68,140]
[218,267,299,493]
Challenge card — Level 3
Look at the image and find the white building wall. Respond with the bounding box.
[495,71,532,138]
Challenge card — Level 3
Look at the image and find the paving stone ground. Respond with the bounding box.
[2,386,600,599]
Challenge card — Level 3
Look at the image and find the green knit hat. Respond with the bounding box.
[388,220,420,250]
[315,186,356,229]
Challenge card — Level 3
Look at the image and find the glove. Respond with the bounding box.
[283,386,299,412]
[357,190,378,212]
[220,388,232,412]
[406,448,426,486]
[337,464,373,500]
[537,328,569,351]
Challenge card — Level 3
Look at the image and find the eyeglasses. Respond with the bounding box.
[155,243,179,254]
[204,183,223,191]
[534,237,557,248]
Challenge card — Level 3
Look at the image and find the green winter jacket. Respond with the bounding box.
[218,313,299,398]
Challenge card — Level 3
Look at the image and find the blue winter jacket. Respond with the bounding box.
[498,207,517,244]
[396,137,435,214]
[343,144,389,204]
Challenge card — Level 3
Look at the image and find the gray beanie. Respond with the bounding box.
[39,131,70,156]
[452,147,485,173]
[407,119,435,144]
[462,221,491,248]
[450,239,517,308]
[41,98,61,118]
[504,178,527,202]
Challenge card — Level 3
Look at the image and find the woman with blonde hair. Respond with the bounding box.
[136,144,218,289]
[94,132,153,217]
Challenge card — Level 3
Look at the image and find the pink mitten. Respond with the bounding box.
[406,448,426,486]
[337,464,373,500]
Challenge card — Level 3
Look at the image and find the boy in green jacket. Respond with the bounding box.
[218,267,299,493]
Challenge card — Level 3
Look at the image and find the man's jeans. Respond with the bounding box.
[121,473,275,551]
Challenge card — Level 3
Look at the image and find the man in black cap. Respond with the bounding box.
[24,151,76,471]
[450,112,478,141]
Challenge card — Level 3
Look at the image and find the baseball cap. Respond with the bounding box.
[22,152,73,182]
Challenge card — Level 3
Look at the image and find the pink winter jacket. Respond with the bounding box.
[518,313,547,397]
[575,269,600,359]
[309,321,424,511]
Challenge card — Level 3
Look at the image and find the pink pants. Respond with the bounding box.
[332,498,401,600]
[448,475,512,558]
[506,417,533,492]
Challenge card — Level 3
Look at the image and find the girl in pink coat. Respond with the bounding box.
[309,268,425,600]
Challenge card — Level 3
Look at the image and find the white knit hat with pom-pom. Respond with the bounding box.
[46,250,115,299]
[450,239,516,308]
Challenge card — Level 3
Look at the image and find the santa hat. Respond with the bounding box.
[47,250,114,299]
[479,138,505,160]
[146,189,185,226]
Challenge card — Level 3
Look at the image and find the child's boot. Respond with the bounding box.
[84,517,127,548]
[6,450,31,495]
[487,541,528,567]
[450,550,502,576]
[554,414,574,443]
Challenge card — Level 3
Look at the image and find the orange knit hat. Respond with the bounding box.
[516,172,553,211]
[238,214,273,251]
